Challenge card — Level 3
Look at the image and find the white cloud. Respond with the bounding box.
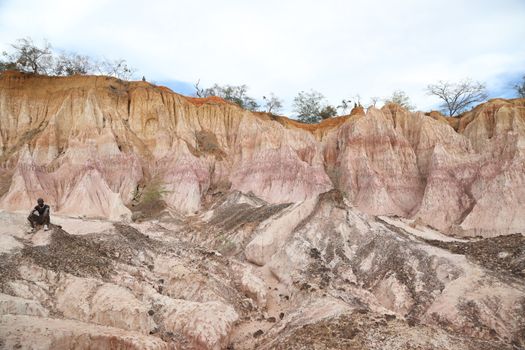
[1,0,524,114]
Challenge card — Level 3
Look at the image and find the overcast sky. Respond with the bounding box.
[1,0,524,115]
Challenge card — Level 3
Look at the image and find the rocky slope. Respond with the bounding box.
[0,71,524,349]
[1,192,524,349]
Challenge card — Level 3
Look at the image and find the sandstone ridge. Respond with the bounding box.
[1,71,524,237]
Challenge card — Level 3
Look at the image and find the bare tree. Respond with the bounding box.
[384,90,415,111]
[426,79,488,117]
[368,96,380,107]
[1,37,54,74]
[337,99,352,114]
[194,79,207,97]
[353,94,362,106]
[54,52,93,76]
[262,93,283,114]
[194,79,217,97]
[514,75,525,98]
[97,58,136,80]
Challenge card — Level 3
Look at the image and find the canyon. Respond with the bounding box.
[0,71,524,349]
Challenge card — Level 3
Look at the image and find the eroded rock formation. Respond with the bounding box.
[1,72,524,236]
[0,72,524,349]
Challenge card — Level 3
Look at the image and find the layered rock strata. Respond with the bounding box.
[1,71,524,236]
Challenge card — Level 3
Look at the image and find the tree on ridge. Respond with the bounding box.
[426,79,488,117]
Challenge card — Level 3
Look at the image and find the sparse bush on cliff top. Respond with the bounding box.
[514,75,525,98]
[194,80,286,114]
[293,89,337,124]
[262,93,283,114]
[384,90,415,111]
[194,81,263,112]
[1,37,136,80]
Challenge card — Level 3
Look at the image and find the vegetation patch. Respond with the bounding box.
[195,130,227,160]
[130,180,169,222]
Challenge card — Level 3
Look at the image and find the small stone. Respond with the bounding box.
[267,317,276,323]
[279,312,285,320]
[300,283,311,291]
[385,314,396,321]
[309,248,321,259]
[498,251,510,259]
[253,329,264,338]
[148,309,155,316]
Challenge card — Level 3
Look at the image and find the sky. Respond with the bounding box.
[1,0,524,115]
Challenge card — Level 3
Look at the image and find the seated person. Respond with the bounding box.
[27,198,50,232]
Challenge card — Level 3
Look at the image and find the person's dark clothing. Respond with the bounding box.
[28,204,50,228]
[34,204,49,217]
